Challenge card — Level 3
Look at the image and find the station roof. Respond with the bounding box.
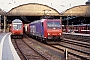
[0,9,5,15]
[7,3,60,16]
[62,5,90,17]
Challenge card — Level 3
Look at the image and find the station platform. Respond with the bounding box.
[0,32,20,60]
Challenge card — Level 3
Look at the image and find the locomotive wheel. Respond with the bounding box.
[35,36,37,39]
[43,39,47,44]
[40,38,43,42]
[58,37,61,41]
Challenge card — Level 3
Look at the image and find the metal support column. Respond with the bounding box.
[66,16,69,33]
[3,15,7,33]
[0,15,1,32]
[60,16,62,21]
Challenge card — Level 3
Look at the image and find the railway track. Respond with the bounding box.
[26,34,90,60]
[62,38,90,48]
[47,37,90,60]
[11,34,90,60]
[14,39,28,60]
[23,35,64,60]
[13,38,48,60]
[62,34,90,43]
[12,35,63,60]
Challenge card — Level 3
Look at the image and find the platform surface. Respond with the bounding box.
[0,33,21,60]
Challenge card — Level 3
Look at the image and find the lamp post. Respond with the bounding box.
[66,16,69,33]
[0,15,1,32]
[3,15,7,33]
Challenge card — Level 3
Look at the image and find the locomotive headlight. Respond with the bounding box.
[48,33,50,35]
[59,33,61,35]
[44,37,46,38]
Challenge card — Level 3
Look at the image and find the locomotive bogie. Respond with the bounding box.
[11,35,23,39]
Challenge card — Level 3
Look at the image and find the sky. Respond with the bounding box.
[0,0,88,13]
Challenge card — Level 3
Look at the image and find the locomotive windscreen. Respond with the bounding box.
[13,23,22,30]
[47,21,61,29]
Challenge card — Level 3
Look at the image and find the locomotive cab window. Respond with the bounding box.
[47,21,61,29]
[13,23,22,30]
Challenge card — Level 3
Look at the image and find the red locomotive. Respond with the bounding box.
[10,19,24,38]
[25,19,62,42]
